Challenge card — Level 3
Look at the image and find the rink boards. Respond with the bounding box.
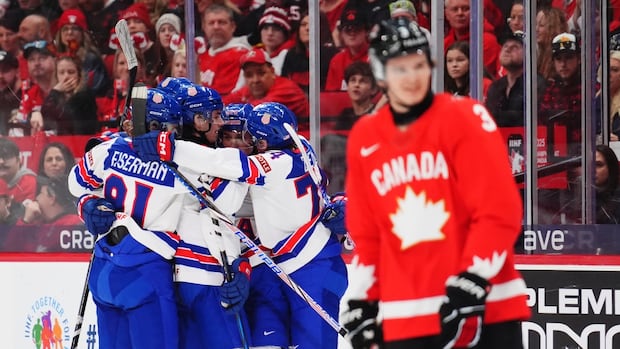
[2,253,620,349]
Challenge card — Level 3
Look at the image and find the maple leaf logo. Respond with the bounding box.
[390,187,449,250]
[343,255,376,300]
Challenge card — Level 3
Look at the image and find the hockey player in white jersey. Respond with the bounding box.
[212,103,290,348]
[160,81,253,349]
[68,88,185,349]
[134,102,348,348]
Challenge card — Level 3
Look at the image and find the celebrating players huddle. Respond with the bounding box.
[68,76,348,349]
[67,17,529,349]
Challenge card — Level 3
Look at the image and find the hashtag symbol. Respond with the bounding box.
[86,324,97,349]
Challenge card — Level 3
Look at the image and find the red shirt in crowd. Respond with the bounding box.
[324,43,369,91]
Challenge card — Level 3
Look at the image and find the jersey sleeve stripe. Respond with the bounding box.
[74,159,103,190]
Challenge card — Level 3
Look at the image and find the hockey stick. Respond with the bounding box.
[166,164,348,337]
[70,22,146,349]
[212,229,250,349]
[114,19,140,134]
[70,248,94,349]
[283,123,355,250]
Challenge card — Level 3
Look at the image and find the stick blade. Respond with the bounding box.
[115,19,138,71]
[131,83,148,137]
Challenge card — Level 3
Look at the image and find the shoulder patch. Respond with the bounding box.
[255,155,271,172]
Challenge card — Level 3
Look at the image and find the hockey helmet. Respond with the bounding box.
[223,103,253,132]
[368,17,431,81]
[145,88,182,131]
[157,76,193,97]
[177,84,224,125]
[247,102,297,148]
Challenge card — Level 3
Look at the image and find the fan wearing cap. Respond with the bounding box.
[324,7,370,91]
[155,12,181,66]
[486,31,546,127]
[256,6,293,75]
[119,2,164,86]
[343,17,529,348]
[0,50,22,135]
[13,39,56,136]
[53,8,110,96]
[198,4,251,96]
[538,32,582,147]
[224,47,309,133]
[0,138,36,205]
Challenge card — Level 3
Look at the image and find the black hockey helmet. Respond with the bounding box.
[368,17,431,81]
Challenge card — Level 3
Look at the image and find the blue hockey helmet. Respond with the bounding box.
[157,77,193,97]
[145,88,182,131]
[222,103,253,132]
[247,102,298,148]
[178,84,224,125]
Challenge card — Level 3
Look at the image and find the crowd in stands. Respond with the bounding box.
[0,0,618,241]
[0,0,610,138]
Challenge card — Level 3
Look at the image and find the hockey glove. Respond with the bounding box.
[219,257,251,314]
[132,130,175,163]
[439,272,490,349]
[320,192,347,235]
[342,300,383,349]
[78,195,116,236]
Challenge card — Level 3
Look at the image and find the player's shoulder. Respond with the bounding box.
[433,93,498,134]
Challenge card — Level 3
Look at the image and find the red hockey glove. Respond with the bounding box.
[439,272,490,348]
[342,300,383,349]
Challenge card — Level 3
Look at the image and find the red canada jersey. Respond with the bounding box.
[345,93,530,341]
[198,41,250,96]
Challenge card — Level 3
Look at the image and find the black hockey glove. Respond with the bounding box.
[439,272,490,349]
[342,300,383,349]
[219,257,251,314]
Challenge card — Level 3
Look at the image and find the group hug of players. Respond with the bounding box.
[67,16,530,349]
[68,74,350,349]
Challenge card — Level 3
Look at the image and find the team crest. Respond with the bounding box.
[68,15,77,24]
[187,87,197,96]
[261,113,271,125]
[152,92,163,104]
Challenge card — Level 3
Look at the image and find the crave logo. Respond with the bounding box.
[23,296,70,349]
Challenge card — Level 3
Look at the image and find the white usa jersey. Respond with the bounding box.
[68,137,186,258]
[174,141,342,274]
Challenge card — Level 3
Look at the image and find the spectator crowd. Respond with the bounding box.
[0,0,619,243]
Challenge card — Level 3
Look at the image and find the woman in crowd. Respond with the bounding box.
[40,55,98,135]
[444,41,492,97]
[37,142,75,181]
[54,8,111,96]
[536,6,568,81]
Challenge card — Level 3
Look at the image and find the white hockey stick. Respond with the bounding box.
[167,165,348,337]
[114,19,141,134]
[283,123,355,250]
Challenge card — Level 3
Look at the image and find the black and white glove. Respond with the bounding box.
[342,300,383,349]
[439,272,490,349]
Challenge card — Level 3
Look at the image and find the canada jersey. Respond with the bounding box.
[173,142,341,274]
[345,93,530,341]
[68,137,184,258]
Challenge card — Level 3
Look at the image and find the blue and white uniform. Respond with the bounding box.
[173,140,348,349]
[68,137,184,349]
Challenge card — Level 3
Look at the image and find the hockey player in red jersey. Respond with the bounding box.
[342,18,530,349]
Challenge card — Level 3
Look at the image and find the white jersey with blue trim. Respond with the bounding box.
[174,140,337,273]
[68,137,187,259]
